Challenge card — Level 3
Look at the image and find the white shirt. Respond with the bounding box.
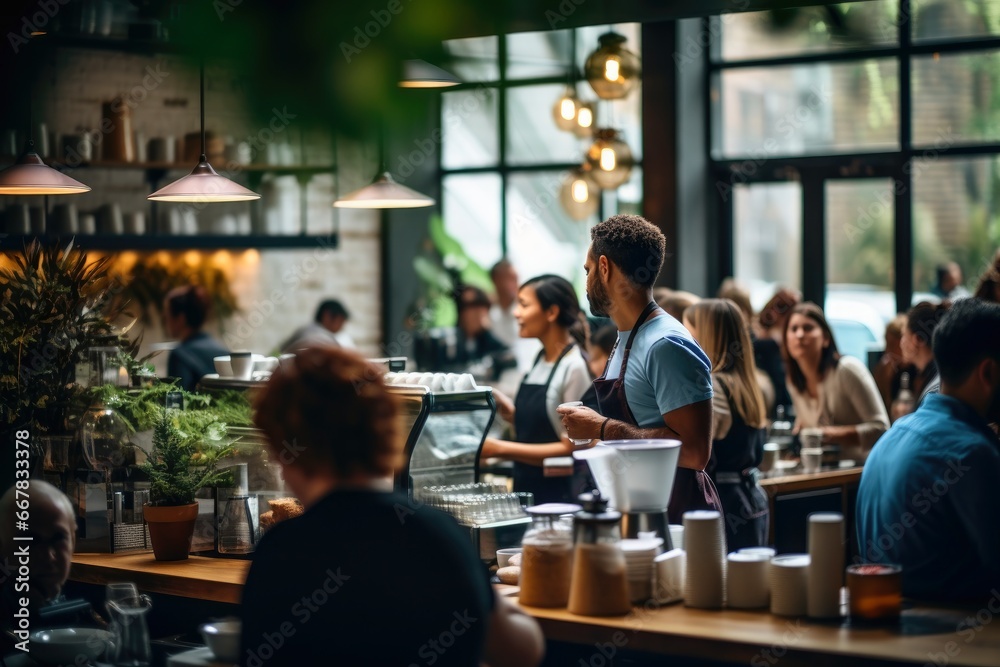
[520,346,592,436]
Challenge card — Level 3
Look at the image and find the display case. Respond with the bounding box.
[387,376,531,561]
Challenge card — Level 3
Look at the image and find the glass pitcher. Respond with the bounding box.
[567,490,631,616]
[518,503,580,608]
[106,584,152,667]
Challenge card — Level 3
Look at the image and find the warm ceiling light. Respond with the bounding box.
[552,87,580,132]
[585,129,634,190]
[584,32,641,100]
[334,171,434,209]
[398,59,461,88]
[560,168,599,221]
[148,61,259,203]
[0,145,90,195]
[572,102,595,138]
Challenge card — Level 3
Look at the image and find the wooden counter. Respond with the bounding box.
[71,554,1000,667]
[505,589,1000,667]
[71,552,249,604]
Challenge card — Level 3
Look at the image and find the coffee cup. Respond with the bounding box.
[229,352,253,380]
[800,447,823,474]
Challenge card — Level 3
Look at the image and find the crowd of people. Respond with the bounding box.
[3,217,998,664]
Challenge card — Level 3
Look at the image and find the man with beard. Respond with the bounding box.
[856,298,1000,602]
[558,214,721,523]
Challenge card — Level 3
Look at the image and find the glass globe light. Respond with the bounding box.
[584,32,641,100]
[585,129,633,190]
[560,168,599,221]
[552,87,581,132]
[571,101,596,138]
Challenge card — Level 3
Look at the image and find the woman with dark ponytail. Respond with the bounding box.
[162,285,230,391]
[481,274,593,503]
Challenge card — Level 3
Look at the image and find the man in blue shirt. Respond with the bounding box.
[559,214,719,522]
[856,298,1000,602]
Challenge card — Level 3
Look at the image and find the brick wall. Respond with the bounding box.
[16,45,383,367]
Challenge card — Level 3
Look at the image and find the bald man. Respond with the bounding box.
[1,481,77,638]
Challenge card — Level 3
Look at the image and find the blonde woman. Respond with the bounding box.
[684,299,770,549]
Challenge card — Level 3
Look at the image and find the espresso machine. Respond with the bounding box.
[573,439,682,548]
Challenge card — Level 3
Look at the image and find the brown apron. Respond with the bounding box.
[592,302,722,524]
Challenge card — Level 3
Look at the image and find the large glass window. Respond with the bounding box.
[441,26,643,293]
[713,0,1000,327]
[733,182,802,309]
[714,60,899,158]
[716,1,899,61]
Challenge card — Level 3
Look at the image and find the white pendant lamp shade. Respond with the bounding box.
[148,61,260,204]
[148,158,260,202]
[334,171,434,209]
[399,59,461,88]
[0,147,90,195]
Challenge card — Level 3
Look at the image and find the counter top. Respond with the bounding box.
[71,552,249,604]
[71,554,1000,666]
[503,587,1000,667]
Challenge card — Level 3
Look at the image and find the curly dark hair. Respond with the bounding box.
[589,214,666,289]
[253,346,402,478]
[933,297,1000,385]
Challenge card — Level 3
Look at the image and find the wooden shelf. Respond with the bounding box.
[0,233,339,251]
[0,156,336,177]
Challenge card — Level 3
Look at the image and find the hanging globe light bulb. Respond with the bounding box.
[584,32,641,100]
[560,167,599,221]
[585,129,633,190]
[552,87,581,132]
[571,101,595,138]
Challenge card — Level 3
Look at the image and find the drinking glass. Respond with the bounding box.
[559,401,593,447]
[106,583,152,666]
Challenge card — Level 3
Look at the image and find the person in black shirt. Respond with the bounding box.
[244,346,543,667]
[163,285,229,391]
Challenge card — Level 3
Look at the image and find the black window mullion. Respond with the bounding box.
[896,0,914,313]
[499,34,508,257]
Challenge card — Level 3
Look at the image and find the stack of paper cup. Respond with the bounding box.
[770,554,810,616]
[668,524,684,551]
[683,511,725,608]
[654,549,685,604]
[726,552,770,609]
[808,512,845,619]
[621,537,662,603]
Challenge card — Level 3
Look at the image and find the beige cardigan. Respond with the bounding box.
[787,355,890,453]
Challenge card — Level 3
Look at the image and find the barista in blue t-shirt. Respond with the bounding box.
[559,214,721,523]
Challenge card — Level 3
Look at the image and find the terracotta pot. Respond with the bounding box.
[143,503,199,561]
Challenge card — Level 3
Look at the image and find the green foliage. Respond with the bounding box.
[411,215,493,329]
[113,254,239,329]
[139,412,234,507]
[88,382,253,437]
[0,240,137,431]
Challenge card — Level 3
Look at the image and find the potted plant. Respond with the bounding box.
[139,412,233,560]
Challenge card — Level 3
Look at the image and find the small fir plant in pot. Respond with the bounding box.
[139,412,233,560]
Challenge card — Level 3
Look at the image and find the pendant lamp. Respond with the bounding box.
[559,167,599,220]
[584,32,641,100]
[398,60,461,88]
[571,101,595,138]
[334,170,434,208]
[585,129,633,190]
[552,86,581,132]
[148,61,260,203]
[0,142,90,195]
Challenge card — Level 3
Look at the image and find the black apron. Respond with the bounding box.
[592,302,723,525]
[512,344,576,504]
[708,380,769,550]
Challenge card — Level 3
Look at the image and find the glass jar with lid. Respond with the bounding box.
[568,490,631,616]
[518,503,580,608]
